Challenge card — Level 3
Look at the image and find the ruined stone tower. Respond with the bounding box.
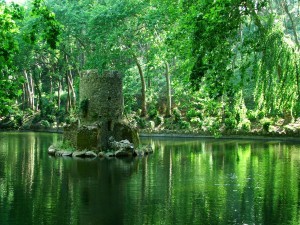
[64,70,139,151]
[79,70,123,125]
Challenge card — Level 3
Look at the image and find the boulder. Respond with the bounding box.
[109,137,134,157]
[133,149,144,157]
[133,145,153,156]
[72,150,87,158]
[55,151,73,157]
[105,152,116,158]
[112,122,140,148]
[98,151,105,158]
[48,145,57,156]
[143,145,154,154]
[85,151,98,158]
[109,138,133,150]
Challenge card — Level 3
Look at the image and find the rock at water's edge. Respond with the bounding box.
[72,150,87,158]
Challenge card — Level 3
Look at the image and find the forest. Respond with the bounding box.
[1,0,300,136]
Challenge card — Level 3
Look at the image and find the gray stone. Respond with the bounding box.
[62,151,73,157]
[134,145,153,156]
[110,138,133,151]
[112,122,140,148]
[72,150,87,158]
[133,149,144,157]
[85,151,97,158]
[48,145,57,156]
[55,151,73,157]
[98,152,105,158]
[143,145,154,154]
[105,152,116,157]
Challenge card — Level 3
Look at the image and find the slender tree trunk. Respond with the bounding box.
[245,1,265,32]
[68,70,76,108]
[65,73,71,113]
[30,73,35,110]
[57,78,61,111]
[65,54,77,110]
[50,74,53,96]
[22,84,26,111]
[134,54,147,117]
[24,70,35,110]
[295,60,300,100]
[33,71,43,116]
[165,61,172,117]
[282,1,300,49]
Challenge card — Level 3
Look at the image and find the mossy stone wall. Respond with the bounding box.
[80,70,123,124]
[64,70,139,151]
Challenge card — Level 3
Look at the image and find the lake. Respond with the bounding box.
[0,132,300,225]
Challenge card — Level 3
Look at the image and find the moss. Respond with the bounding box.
[80,98,89,118]
[113,121,140,148]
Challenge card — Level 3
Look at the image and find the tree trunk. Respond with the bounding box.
[65,54,77,111]
[282,1,300,49]
[22,84,26,111]
[57,78,61,111]
[295,60,300,100]
[65,73,71,113]
[32,71,43,116]
[134,54,147,117]
[68,70,76,108]
[24,70,35,110]
[165,61,172,117]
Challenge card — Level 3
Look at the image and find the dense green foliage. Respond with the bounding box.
[0,0,299,134]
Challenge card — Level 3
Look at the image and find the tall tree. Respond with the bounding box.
[0,2,24,115]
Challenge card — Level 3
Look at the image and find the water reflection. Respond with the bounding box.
[0,133,300,225]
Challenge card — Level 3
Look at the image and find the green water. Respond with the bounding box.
[0,132,300,225]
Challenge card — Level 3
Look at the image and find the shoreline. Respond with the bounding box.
[140,132,300,142]
[1,128,300,143]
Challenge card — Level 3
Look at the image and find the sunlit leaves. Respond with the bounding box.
[27,0,62,49]
[0,3,20,68]
[0,2,23,115]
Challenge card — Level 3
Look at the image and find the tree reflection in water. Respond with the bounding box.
[0,133,300,225]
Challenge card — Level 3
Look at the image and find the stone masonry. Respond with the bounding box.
[64,70,139,151]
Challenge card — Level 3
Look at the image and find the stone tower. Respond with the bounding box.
[79,70,123,125]
[64,70,139,151]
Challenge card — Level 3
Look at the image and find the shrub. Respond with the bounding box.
[179,121,191,130]
[155,116,163,126]
[224,117,237,130]
[247,110,257,122]
[148,105,158,119]
[41,120,51,128]
[136,117,147,129]
[54,141,75,151]
[186,108,202,121]
[32,114,41,124]
[164,117,175,130]
[173,108,181,122]
[15,113,23,126]
[260,118,273,132]
[46,115,56,123]
[208,120,221,137]
[190,117,202,128]
[241,119,251,132]
[257,111,265,120]
[65,116,77,125]
[56,109,66,123]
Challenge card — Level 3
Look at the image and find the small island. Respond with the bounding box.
[48,70,152,159]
